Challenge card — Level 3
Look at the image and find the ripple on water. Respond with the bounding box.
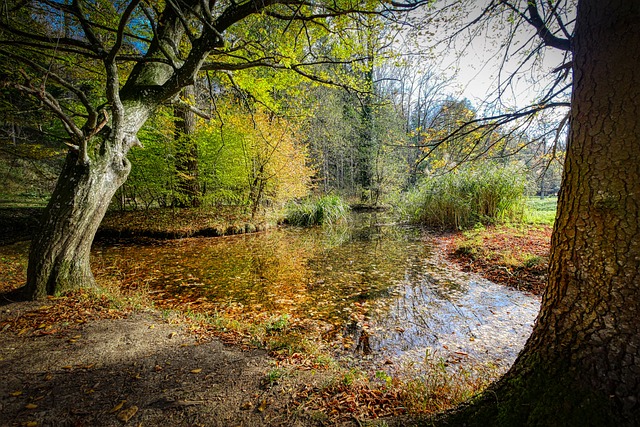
[93,212,540,375]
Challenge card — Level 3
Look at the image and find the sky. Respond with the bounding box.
[398,1,574,111]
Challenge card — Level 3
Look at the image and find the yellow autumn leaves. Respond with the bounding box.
[198,101,313,209]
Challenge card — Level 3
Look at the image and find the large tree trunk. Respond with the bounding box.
[435,2,640,425]
[174,85,201,207]
[25,147,131,299]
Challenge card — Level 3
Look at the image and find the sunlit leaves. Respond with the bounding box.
[198,100,313,210]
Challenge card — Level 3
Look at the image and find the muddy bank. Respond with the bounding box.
[0,308,311,427]
[0,207,276,245]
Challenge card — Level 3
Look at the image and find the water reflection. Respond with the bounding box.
[93,212,539,370]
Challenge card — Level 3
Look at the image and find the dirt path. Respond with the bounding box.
[0,305,333,427]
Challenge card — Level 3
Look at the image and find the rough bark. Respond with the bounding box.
[432,1,640,425]
[25,148,131,298]
[24,90,156,299]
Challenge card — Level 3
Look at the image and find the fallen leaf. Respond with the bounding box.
[10,390,23,396]
[25,403,38,409]
[110,400,126,413]
[21,422,38,427]
[62,365,73,370]
[240,401,253,410]
[257,399,268,412]
[154,365,163,372]
[117,405,138,423]
[190,369,202,374]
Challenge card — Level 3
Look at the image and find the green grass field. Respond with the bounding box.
[524,196,558,225]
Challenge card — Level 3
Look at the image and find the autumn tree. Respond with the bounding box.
[198,99,313,214]
[0,0,380,299]
[173,85,201,207]
[416,0,640,424]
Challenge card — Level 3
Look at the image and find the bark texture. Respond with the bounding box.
[25,149,130,298]
[433,1,640,425]
[25,96,155,299]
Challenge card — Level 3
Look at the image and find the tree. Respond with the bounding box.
[0,0,376,299]
[431,1,640,424]
[173,85,201,207]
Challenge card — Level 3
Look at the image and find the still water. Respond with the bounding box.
[94,212,539,372]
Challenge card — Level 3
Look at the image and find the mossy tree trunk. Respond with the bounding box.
[436,1,640,425]
[25,147,131,298]
[24,98,155,299]
[174,85,201,207]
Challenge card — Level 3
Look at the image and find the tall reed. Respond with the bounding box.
[405,165,526,229]
[285,194,350,226]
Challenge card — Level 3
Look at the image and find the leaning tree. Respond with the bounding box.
[421,0,640,424]
[0,0,380,299]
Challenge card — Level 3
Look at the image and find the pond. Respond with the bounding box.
[93,212,540,375]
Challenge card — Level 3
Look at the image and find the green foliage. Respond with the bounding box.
[375,370,393,387]
[122,109,178,209]
[0,151,62,206]
[117,101,313,211]
[301,85,410,201]
[284,194,350,226]
[263,367,286,387]
[523,196,558,225]
[404,164,527,229]
[264,313,290,333]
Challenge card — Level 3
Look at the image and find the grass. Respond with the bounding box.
[442,196,556,294]
[284,194,350,226]
[405,165,527,229]
[447,222,552,294]
[523,196,558,225]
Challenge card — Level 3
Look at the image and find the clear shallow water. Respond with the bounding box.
[93,212,539,372]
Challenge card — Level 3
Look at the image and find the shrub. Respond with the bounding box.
[285,194,350,226]
[405,164,526,229]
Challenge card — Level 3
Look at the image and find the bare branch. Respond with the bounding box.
[106,0,142,63]
[71,0,106,56]
[170,98,212,120]
[415,101,570,166]
[0,48,97,120]
[7,71,83,143]
[523,1,571,51]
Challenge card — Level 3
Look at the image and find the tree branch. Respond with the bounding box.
[415,101,570,166]
[523,1,571,51]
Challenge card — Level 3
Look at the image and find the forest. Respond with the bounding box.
[1,1,639,426]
